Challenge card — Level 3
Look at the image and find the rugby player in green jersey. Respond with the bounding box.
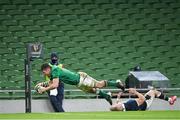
[35,63,125,105]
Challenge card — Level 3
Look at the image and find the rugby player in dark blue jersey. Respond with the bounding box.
[110,88,177,111]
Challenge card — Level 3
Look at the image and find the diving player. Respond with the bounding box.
[35,63,125,105]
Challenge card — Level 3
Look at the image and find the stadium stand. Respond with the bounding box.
[0,0,180,98]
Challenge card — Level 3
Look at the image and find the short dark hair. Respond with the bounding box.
[41,63,50,71]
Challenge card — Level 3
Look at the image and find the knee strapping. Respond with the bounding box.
[145,95,151,100]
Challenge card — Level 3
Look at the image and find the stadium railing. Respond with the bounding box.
[0,88,180,99]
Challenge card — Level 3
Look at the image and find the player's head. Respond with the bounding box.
[133,66,141,71]
[51,52,58,65]
[110,103,124,111]
[41,63,51,76]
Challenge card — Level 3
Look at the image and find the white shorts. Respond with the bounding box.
[77,72,98,93]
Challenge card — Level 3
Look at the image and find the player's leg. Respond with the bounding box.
[77,86,112,105]
[96,79,125,91]
[78,72,125,91]
[154,90,177,105]
[95,88,112,105]
[143,90,156,109]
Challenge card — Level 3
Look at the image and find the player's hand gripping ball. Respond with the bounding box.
[35,85,45,94]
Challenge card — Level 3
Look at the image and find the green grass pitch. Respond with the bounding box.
[0,111,180,120]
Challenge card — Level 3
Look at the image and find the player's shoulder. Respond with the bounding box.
[58,64,64,68]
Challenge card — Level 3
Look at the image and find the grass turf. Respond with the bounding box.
[0,111,180,120]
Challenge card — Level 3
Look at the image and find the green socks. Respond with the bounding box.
[96,89,112,105]
[97,89,109,98]
[106,79,118,87]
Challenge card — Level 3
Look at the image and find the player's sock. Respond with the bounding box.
[106,80,125,91]
[106,79,117,86]
[97,89,112,105]
[157,93,169,101]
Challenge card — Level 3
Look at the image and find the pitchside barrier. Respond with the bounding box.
[0,88,180,99]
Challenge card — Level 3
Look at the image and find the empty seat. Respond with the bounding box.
[24,10,39,15]
[14,15,29,20]
[86,47,102,54]
[60,25,75,31]
[8,10,23,15]
[93,53,108,59]
[128,0,143,4]
[12,0,27,4]
[67,30,82,37]
[48,31,64,37]
[53,19,69,26]
[100,30,114,37]
[83,30,98,37]
[89,63,105,70]
[41,9,57,15]
[78,0,93,4]
[70,19,85,26]
[101,4,115,10]
[15,31,30,37]
[45,0,59,4]
[0,15,12,20]
[3,20,18,26]
[2,5,17,10]
[162,62,178,69]
[76,25,91,31]
[36,20,50,26]
[62,0,76,5]
[19,5,33,10]
[80,15,95,21]
[67,4,81,10]
[103,74,120,80]
[95,0,109,4]
[31,31,46,37]
[137,46,154,54]
[0,0,10,4]
[87,19,101,26]
[142,62,159,70]
[74,9,89,15]
[63,15,78,21]
[112,0,126,4]
[72,36,88,42]
[29,0,44,4]
[8,26,24,32]
[91,8,106,15]
[26,26,41,31]
[30,15,44,20]
[84,4,98,10]
[43,25,58,31]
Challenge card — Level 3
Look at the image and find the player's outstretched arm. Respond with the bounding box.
[129,88,145,106]
[116,92,123,103]
[38,78,59,94]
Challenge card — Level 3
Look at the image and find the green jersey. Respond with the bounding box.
[45,63,63,81]
[50,66,80,85]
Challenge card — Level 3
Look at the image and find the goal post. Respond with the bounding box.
[25,43,43,113]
